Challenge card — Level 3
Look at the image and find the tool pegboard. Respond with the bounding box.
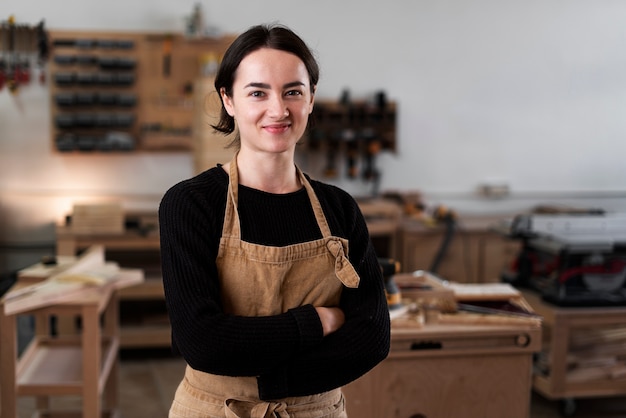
[0,16,49,94]
[48,30,234,153]
[305,96,397,183]
[49,31,141,152]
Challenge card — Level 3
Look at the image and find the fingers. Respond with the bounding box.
[315,307,345,336]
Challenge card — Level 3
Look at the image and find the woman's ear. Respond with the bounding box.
[221,88,235,117]
[308,86,316,114]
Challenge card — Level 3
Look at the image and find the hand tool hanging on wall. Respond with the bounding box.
[14,22,32,87]
[323,94,349,179]
[0,60,5,91]
[361,128,380,183]
[345,131,359,179]
[326,89,351,179]
[342,103,359,179]
[6,15,18,94]
[36,20,48,83]
[363,134,382,196]
[361,90,391,194]
[324,132,340,178]
[162,35,173,78]
[0,26,6,92]
[0,16,49,94]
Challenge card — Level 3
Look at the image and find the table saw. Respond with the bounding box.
[502,212,626,306]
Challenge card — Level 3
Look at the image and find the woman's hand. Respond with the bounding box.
[315,307,345,336]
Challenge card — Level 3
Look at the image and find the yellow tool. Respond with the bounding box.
[378,257,402,310]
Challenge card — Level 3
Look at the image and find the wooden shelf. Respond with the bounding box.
[523,289,626,403]
[139,134,193,151]
[17,337,117,396]
[56,226,161,255]
[120,325,172,349]
[118,278,163,299]
[55,224,170,349]
[0,265,133,418]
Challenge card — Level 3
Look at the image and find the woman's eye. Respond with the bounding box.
[250,91,265,97]
[285,90,302,96]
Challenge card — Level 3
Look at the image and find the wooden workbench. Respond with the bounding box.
[0,258,143,418]
[343,313,541,418]
[522,289,626,416]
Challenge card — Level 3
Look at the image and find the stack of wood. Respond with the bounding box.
[391,270,541,327]
[71,203,124,235]
[565,326,626,383]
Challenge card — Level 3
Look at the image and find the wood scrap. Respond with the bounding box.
[438,311,542,327]
[394,271,457,313]
[609,363,626,379]
[566,360,626,383]
[1,245,138,315]
[448,282,522,301]
[567,366,610,383]
[570,327,626,347]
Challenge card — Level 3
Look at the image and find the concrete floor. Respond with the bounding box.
[13,349,626,418]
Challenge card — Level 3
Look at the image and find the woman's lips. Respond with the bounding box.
[264,123,290,134]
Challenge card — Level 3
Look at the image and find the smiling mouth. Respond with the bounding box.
[264,123,291,133]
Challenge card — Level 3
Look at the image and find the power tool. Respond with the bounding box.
[378,257,402,310]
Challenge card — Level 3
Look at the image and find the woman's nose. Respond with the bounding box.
[268,96,289,118]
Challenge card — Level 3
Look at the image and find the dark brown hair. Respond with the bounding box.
[212,24,320,146]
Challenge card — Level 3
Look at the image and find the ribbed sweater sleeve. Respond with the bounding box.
[159,166,390,400]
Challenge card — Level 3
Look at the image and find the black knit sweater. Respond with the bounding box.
[158,165,390,400]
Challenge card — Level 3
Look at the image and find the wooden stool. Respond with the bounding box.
[1,284,121,418]
[1,257,143,418]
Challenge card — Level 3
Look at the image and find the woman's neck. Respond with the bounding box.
[226,150,301,194]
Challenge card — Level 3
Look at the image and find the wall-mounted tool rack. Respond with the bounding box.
[305,98,397,182]
[0,16,48,94]
[48,30,235,153]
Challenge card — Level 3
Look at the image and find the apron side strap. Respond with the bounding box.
[326,239,360,288]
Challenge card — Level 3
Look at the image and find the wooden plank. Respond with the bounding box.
[2,246,107,315]
[2,246,143,315]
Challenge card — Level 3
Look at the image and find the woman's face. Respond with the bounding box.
[221,48,315,155]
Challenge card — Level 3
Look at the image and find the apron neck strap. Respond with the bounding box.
[223,153,332,239]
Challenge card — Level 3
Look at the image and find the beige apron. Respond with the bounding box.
[169,155,360,418]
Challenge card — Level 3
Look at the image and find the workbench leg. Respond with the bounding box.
[56,237,78,257]
[33,312,52,412]
[103,293,119,411]
[0,310,17,418]
[549,313,571,396]
[36,396,51,411]
[559,398,577,417]
[34,312,50,336]
[82,305,101,418]
[104,360,119,412]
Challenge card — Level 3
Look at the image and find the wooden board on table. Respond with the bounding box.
[2,245,143,315]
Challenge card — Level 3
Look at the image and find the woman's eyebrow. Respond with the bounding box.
[283,81,305,89]
[244,82,270,89]
[244,81,305,89]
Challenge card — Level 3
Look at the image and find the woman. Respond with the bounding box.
[159,23,390,418]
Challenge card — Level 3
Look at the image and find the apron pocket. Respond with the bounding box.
[169,377,224,418]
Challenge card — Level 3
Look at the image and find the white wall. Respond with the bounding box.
[2,0,626,254]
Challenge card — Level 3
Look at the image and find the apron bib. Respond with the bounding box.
[170,155,359,418]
